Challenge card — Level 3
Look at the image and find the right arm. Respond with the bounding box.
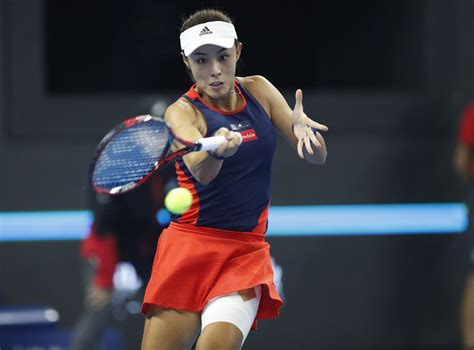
[165,99,242,185]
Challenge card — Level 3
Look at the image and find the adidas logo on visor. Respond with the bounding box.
[199,26,213,36]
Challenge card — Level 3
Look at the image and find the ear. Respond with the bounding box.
[181,52,190,68]
[235,42,243,61]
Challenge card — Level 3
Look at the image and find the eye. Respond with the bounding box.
[196,58,207,64]
[219,54,230,61]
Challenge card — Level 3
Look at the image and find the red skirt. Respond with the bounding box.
[142,222,282,328]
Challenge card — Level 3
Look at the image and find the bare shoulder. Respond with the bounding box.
[165,97,206,134]
[238,75,273,117]
[238,75,273,94]
[165,97,196,123]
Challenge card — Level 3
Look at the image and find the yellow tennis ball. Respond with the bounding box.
[164,187,192,214]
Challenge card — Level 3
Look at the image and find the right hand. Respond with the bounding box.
[210,127,243,159]
[85,285,112,311]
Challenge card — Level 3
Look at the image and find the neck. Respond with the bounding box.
[196,83,241,112]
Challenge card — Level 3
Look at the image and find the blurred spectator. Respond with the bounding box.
[455,101,474,349]
[71,170,175,350]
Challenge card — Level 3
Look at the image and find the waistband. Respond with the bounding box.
[167,222,265,242]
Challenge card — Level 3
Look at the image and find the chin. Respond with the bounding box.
[199,80,232,99]
[209,85,231,98]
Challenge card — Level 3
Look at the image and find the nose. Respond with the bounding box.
[209,60,221,77]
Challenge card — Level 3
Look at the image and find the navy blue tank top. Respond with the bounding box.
[172,79,276,233]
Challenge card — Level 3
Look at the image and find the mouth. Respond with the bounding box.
[209,81,224,88]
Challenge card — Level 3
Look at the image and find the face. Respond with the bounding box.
[183,43,242,100]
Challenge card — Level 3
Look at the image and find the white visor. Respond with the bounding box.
[180,21,238,57]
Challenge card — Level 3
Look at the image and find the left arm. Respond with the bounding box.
[254,76,328,164]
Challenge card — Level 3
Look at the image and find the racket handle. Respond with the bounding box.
[196,135,226,151]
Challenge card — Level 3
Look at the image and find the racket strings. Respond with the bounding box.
[93,121,170,189]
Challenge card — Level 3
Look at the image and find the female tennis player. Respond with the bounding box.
[141,9,328,350]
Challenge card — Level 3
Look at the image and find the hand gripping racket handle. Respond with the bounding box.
[195,135,226,151]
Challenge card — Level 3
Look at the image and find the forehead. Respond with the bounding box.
[190,44,233,56]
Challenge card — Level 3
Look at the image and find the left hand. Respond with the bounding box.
[292,89,328,158]
[210,127,243,159]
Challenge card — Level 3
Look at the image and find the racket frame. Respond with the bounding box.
[89,115,219,195]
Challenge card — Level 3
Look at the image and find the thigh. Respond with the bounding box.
[196,286,262,350]
[141,305,201,350]
[196,322,243,350]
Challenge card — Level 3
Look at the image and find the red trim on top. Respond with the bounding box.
[184,80,247,115]
[251,203,270,235]
[175,161,200,225]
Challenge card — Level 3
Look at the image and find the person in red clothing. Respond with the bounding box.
[455,102,474,182]
[456,101,474,349]
[71,172,174,350]
[141,8,328,350]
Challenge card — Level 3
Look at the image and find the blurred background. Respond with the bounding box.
[0,0,473,349]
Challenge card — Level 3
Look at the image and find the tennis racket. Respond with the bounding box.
[89,114,226,194]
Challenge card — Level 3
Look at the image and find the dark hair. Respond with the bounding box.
[180,9,234,33]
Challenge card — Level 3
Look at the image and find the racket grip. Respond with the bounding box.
[197,136,226,151]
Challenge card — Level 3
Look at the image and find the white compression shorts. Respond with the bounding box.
[201,285,262,345]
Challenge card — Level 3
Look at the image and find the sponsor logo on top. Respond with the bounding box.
[230,121,251,131]
[240,129,257,142]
